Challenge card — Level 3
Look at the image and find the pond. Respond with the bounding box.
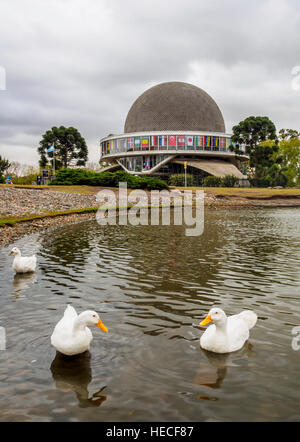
[0,208,300,422]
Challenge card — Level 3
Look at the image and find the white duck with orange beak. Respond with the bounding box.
[51,305,108,356]
[199,307,257,354]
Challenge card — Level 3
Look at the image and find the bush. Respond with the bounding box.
[249,178,271,188]
[49,168,169,190]
[87,172,117,187]
[221,175,238,188]
[142,177,169,190]
[168,174,196,187]
[50,168,94,185]
[203,176,222,187]
[9,174,39,185]
[0,176,5,184]
[273,173,288,187]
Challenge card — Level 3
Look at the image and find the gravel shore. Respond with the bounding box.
[0,187,97,218]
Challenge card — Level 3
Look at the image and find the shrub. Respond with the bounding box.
[221,175,238,188]
[0,176,5,184]
[142,177,169,190]
[203,176,222,187]
[49,168,169,190]
[50,168,94,185]
[168,173,196,187]
[9,174,39,185]
[87,172,116,187]
[273,173,288,187]
[249,178,271,188]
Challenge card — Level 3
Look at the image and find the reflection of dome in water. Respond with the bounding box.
[124,81,226,133]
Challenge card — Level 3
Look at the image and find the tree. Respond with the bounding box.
[277,137,300,186]
[231,116,278,178]
[38,126,88,169]
[279,128,300,140]
[0,155,11,178]
[254,141,289,186]
[250,142,279,177]
[5,161,24,177]
[6,162,39,178]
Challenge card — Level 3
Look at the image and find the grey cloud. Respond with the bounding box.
[0,0,299,165]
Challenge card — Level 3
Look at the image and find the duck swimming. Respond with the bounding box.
[199,307,257,354]
[9,247,37,273]
[51,305,108,356]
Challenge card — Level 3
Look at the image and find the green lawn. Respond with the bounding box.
[0,184,115,195]
[176,187,300,199]
[0,207,99,227]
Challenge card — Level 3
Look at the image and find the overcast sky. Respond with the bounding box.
[0,0,299,165]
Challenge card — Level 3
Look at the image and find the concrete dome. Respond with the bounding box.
[124,81,226,133]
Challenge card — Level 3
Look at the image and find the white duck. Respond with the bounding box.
[199,307,257,354]
[51,305,108,356]
[9,247,37,273]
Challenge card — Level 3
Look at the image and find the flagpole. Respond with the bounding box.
[53,141,55,178]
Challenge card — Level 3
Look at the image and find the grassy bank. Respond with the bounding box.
[177,187,300,199]
[0,184,111,195]
[2,184,300,198]
[0,207,99,227]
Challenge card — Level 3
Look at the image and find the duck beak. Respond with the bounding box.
[9,251,13,256]
[96,319,108,333]
[200,314,212,326]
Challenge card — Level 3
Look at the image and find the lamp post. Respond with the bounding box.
[184,161,187,187]
[53,141,55,178]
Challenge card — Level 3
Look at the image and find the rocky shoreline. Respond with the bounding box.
[0,187,96,218]
[1,186,300,249]
[0,211,96,248]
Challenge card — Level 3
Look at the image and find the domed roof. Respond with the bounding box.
[124,81,225,133]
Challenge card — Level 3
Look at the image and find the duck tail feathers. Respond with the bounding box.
[240,310,257,330]
[64,304,77,318]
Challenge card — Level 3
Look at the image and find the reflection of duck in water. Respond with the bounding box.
[194,342,256,390]
[50,351,107,408]
[13,272,37,297]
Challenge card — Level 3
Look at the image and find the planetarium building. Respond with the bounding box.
[100,82,248,183]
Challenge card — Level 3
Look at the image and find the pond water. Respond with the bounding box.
[0,208,300,422]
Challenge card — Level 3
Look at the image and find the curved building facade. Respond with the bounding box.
[100,82,248,181]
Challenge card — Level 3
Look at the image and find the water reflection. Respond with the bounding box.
[202,342,256,369]
[50,352,107,408]
[195,343,256,390]
[13,273,37,297]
